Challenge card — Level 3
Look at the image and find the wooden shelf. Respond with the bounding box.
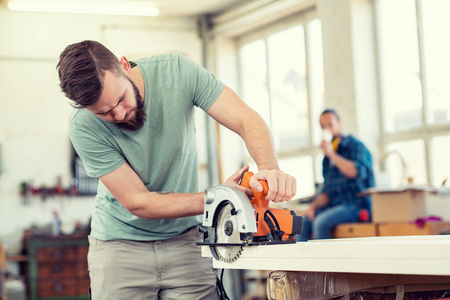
[6,255,28,262]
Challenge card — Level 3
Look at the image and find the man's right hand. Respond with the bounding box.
[320,140,335,158]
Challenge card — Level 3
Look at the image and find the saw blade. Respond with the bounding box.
[213,203,244,263]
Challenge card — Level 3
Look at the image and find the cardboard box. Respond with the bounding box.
[332,223,377,238]
[0,244,6,271]
[361,186,435,223]
[267,271,450,300]
[378,222,450,236]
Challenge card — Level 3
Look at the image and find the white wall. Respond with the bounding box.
[319,0,358,132]
[0,7,203,252]
[318,0,380,147]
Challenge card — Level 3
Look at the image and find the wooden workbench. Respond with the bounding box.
[203,235,450,275]
[203,235,450,299]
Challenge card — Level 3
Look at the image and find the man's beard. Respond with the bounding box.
[114,77,147,131]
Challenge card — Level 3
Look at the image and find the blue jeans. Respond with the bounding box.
[296,204,358,241]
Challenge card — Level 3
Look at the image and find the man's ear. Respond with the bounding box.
[120,56,131,75]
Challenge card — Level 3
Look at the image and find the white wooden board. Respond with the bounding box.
[202,235,450,275]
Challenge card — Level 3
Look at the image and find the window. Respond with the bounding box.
[267,26,309,151]
[377,0,422,133]
[238,12,325,198]
[278,156,315,198]
[239,40,270,125]
[386,139,426,186]
[307,19,325,146]
[430,135,450,187]
[421,0,450,125]
[375,0,450,186]
[248,156,315,200]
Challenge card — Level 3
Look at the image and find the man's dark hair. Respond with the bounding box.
[321,108,340,120]
[56,40,123,108]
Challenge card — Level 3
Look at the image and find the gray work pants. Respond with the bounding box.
[87,227,218,300]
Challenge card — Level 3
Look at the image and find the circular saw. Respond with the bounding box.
[197,171,303,263]
[213,203,244,262]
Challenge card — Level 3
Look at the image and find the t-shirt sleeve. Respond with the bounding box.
[68,116,126,178]
[176,53,225,111]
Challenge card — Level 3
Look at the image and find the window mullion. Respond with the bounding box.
[416,0,432,184]
[372,0,388,172]
[264,38,273,130]
[416,0,429,128]
[304,20,317,182]
[423,136,432,184]
[304,22,313,148]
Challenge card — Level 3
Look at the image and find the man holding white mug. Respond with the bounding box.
[297,109,374,241]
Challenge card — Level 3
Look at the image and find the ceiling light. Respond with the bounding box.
[7,0,160,17]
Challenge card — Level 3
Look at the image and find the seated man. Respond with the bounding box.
[297,109,374,241]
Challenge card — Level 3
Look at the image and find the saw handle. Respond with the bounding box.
[240,171,269,209]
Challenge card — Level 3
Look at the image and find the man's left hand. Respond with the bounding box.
[224,165,253,198]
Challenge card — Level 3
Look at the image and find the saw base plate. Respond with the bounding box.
[196,240,297,247]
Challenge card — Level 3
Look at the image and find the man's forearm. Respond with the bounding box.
[127,191,204,220]
[205,86,279,171]
[205,86,295,202]
[328,152,358,179]
[240,112,279,171]
[100,163,205,220]
[310,193,330,210]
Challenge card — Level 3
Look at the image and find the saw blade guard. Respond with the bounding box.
[203,185,257,234]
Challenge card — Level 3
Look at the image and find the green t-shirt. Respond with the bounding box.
[68,53,225,241]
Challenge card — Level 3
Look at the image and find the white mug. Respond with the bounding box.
[321,129,333,143]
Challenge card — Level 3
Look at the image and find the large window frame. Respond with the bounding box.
[236,9,325,198]
[374,0,450,186]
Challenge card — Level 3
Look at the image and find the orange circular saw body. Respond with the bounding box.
[240,171,300,240]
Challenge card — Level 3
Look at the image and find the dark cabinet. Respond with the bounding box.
[27,236,89,300]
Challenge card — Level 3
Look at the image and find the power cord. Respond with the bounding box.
[216,268,231,300]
